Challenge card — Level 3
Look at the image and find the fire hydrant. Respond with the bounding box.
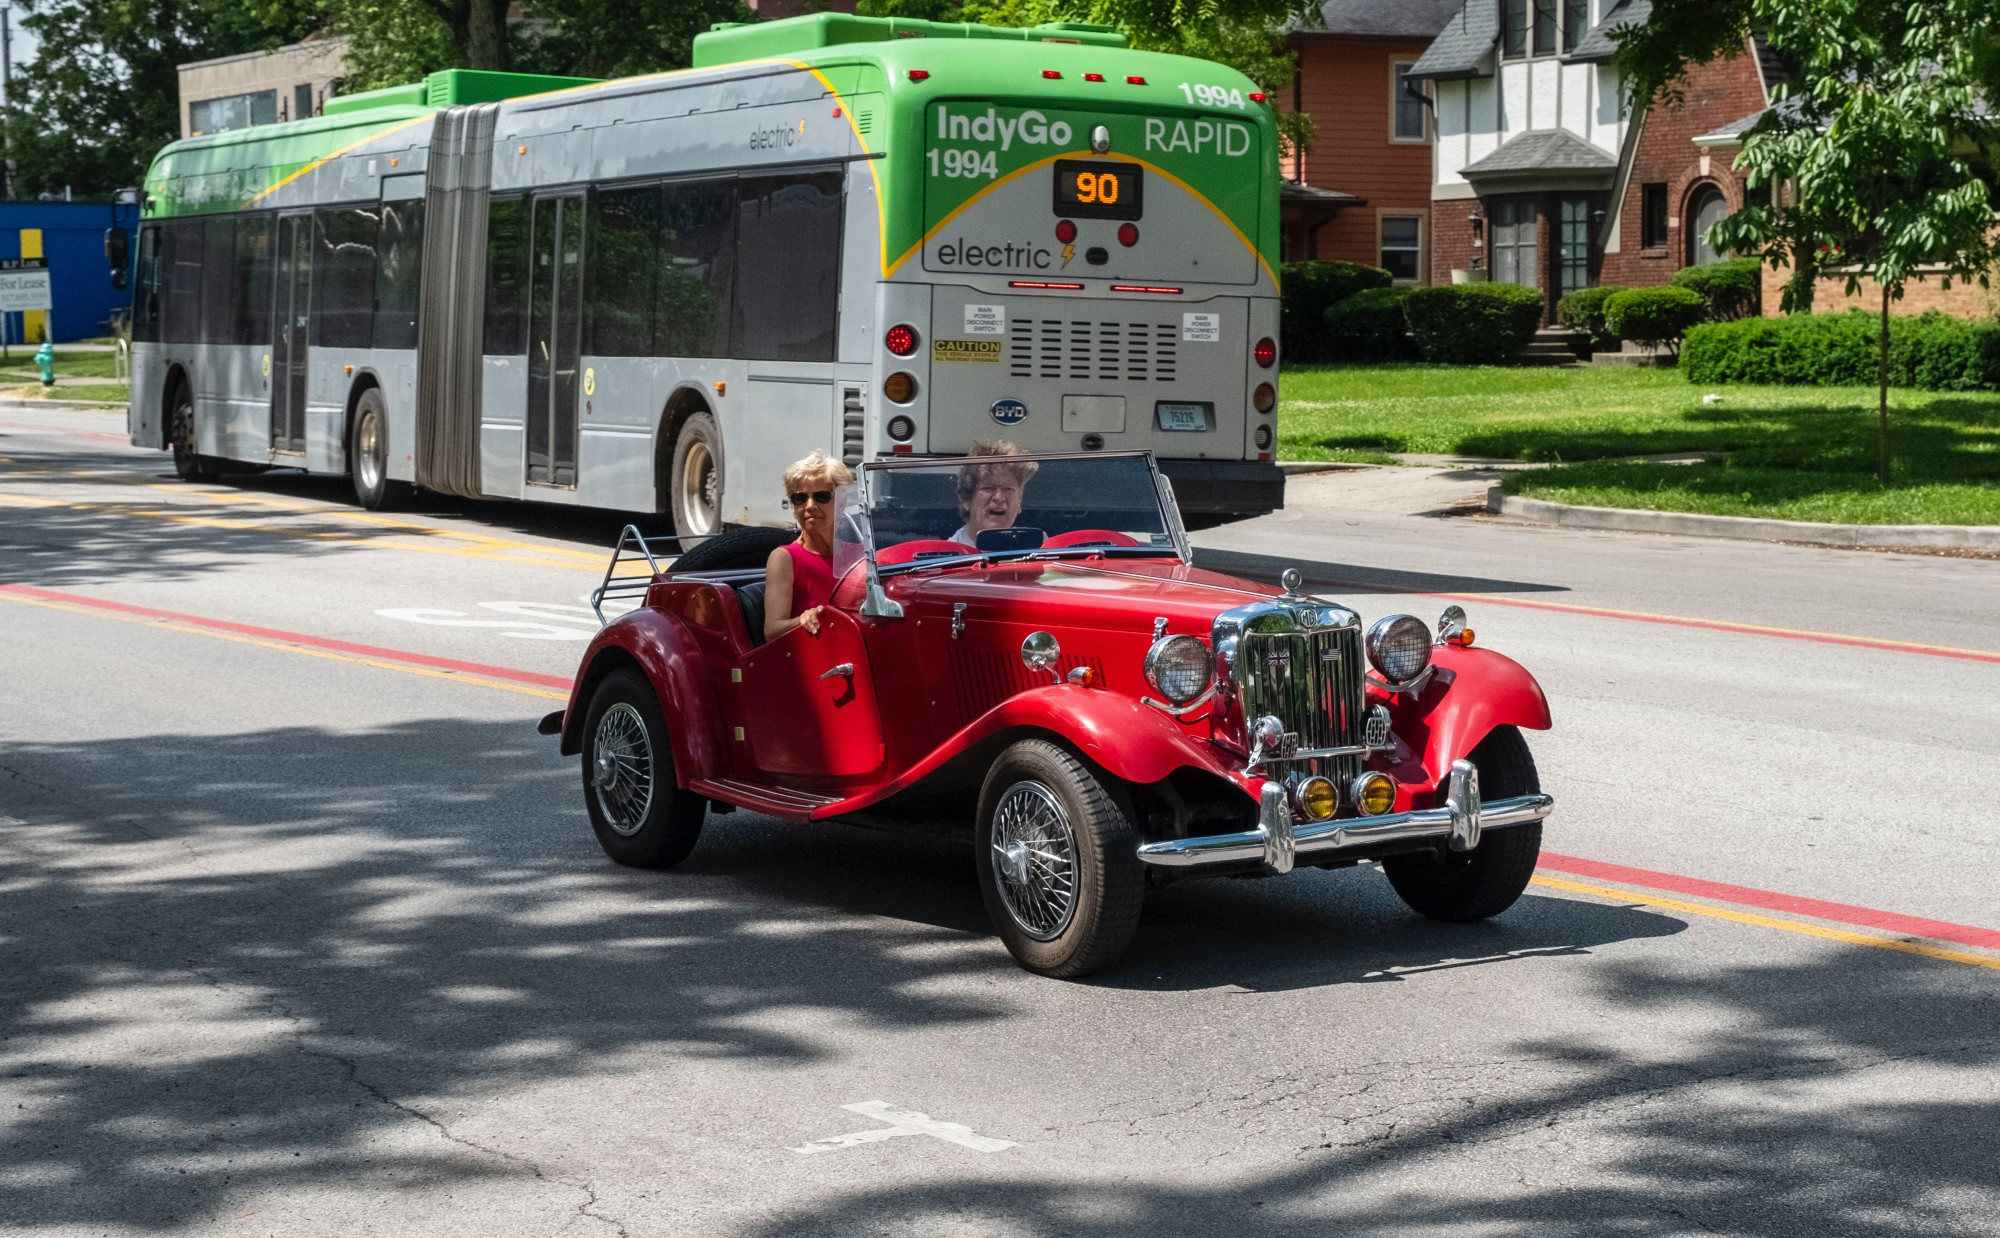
[33,340,55,388]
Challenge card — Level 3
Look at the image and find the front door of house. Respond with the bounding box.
[525,192,583,488]
[1490,196,1537,289]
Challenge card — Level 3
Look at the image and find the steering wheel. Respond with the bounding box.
[1042,529,1142,549]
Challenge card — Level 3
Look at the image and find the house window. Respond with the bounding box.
[1564,0,1589,51]
[188,90,277,135]
[1533,0,1559,55]
[295,84,315,121]
[1490,197,1538,288]
[1380,215,1423,281]
[1688,184,1730,265]
[1503,0,1528,58]
[1640,182,1668,249]
[1558,197,1593,293]
[1392,63,1426,141]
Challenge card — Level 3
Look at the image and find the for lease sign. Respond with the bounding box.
[0,258,52,313]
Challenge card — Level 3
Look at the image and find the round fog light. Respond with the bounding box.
[1254,424,1272,450]
[1294,776,1336,821]
[1352,771,1395,816]
[886,413,916,442]
[1252,382,1276,413]
[883,371,918,404]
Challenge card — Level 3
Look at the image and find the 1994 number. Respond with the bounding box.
[927,148,999,179]
[1178,82,1248,110]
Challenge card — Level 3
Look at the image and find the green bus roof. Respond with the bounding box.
[692,13,1128,66]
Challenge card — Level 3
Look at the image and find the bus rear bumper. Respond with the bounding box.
[1156,459,1285,518]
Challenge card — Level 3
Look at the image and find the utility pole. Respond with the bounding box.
[2,5,12,202]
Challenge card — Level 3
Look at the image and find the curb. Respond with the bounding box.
[1486,485,2000,551]
[0,395,126,412]
[1280,461,1378,475]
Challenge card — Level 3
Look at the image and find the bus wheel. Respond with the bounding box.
[669,412,722,538]
[169,386,222,483]
[349,389,412,510]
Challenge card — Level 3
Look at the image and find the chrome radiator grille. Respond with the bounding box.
[1237,625,1367,757]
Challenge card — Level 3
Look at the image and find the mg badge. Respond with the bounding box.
[990,398,1028,426]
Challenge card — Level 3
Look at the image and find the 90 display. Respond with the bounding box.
[1051,159,1144,221]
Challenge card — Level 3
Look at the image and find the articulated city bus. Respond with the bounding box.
[127,13,1284,532]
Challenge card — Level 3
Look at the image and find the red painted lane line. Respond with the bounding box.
[1540,852,2000,952]
[0,583,575,691]
[1433,591,2000,666]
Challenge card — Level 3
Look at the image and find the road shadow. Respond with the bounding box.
[1194,546,1569,596]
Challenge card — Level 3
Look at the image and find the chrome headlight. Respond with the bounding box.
[1366,614,1433,683]
[1144,634,1213,704]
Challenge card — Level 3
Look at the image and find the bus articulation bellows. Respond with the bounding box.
[128,12,1285,529]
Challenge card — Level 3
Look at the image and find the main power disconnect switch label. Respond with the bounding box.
[964,304,1006,335]
[1182,312,1221,342]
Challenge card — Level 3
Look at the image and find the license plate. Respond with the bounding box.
[1155,402,1211,432]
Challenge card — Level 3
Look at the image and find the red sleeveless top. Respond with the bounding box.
[784,541,835,616]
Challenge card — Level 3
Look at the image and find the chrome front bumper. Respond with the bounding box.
[1135,759,1553,875]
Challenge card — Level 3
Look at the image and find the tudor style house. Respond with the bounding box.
[1410,0,1779,318]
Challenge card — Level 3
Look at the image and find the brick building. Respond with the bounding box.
[1278,0,1462,278]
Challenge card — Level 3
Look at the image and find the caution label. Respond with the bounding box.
[933,338,1003,363]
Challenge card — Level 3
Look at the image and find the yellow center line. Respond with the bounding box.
[1531,874,2000,972]
[0,588,569,702]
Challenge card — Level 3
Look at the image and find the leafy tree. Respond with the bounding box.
[5,0,320,197]
[333,0,463,90]
[1614,0,2000,484]
[332,0,754,87]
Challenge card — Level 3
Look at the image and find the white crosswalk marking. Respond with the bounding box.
[790,1100,1016,1155]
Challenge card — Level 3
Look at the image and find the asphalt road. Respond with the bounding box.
[3,403,1997,1237]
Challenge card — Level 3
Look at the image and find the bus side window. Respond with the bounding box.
[587,183,662,358]
[658,179,735,360]
[313,206,380,350]
[199,216,237,347]
[484,196,530,356]
[732,172,842,363]
[375,198,424,351]
[164,219,204,346]
[233,215,274,347]
[133,225,164,343]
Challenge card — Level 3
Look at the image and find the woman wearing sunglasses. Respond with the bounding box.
[763,451,855,642]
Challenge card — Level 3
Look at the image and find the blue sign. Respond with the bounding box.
[990,398,1028,426]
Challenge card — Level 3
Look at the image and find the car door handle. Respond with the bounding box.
[819,662,854,681]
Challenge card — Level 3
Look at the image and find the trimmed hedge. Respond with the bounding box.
[1671,257,1763,321]
[1681,310,2000,390]
[1323,286,1419,362]
[1401,282,1544,365]
[1281,260,1394,362]
[1556,285,1627,348]
[1604,285,1708,350]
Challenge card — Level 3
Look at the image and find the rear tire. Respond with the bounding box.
[668,411,723,538]
[975,739,1144,978]
[169,385,223,483]
[581,667,707,869]
[1382,725,1542,922]
[349,388,413,511]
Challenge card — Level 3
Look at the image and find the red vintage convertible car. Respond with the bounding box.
[542,452,1553,977]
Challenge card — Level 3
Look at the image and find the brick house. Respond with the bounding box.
[1411,0,1780,319]
[1278,0,1462,279]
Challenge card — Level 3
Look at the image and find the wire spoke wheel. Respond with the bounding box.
[590,702,655,836]
[989,781,1078,941]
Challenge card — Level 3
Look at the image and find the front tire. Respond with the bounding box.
[581,667,707,869]
[669,411,723,538]
[349,388,413,510]
[1382,725,1543,922]
[975,739,1144,978]
[169,386,223,483]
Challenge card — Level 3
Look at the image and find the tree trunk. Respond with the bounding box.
[1877,285,1892,486]
[465,0,510,72]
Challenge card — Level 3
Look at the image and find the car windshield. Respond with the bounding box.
[838,452,1186,574]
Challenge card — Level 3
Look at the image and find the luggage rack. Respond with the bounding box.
[590,525,713,624]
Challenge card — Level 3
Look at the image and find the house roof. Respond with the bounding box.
[1691,107,1767,146]
[1568,0,1650,63]
[1409,1,1497,80]
[1462,128,1618,180]
[1306,0,1466,38]
[1280,180,1366,205]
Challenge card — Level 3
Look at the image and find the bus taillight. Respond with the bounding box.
[1254,337,1277,368]
[886,324,920,356]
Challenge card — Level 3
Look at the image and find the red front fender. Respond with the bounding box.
[558,609,727,786]
[1388,645,1552,787]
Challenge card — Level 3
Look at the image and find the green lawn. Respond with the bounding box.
[1,381,129,405]
[0,348,124,380]
[1278,363,2000,525]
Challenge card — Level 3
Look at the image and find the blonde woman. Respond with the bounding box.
[763,451,855,641]
[950,439,1038,545]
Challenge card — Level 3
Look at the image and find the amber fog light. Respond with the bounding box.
[1294,776,1337,821]
[886,413,916,441]
[1351,771,1395,816]
[1252,382,1276,413]
[883,371,918,404]
[885,324,919,356]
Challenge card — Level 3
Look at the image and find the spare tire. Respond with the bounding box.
[669,524,796,574]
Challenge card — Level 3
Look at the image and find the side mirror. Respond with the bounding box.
[104,228,130,291]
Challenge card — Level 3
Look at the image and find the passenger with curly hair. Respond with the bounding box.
[949,439,1038,546]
